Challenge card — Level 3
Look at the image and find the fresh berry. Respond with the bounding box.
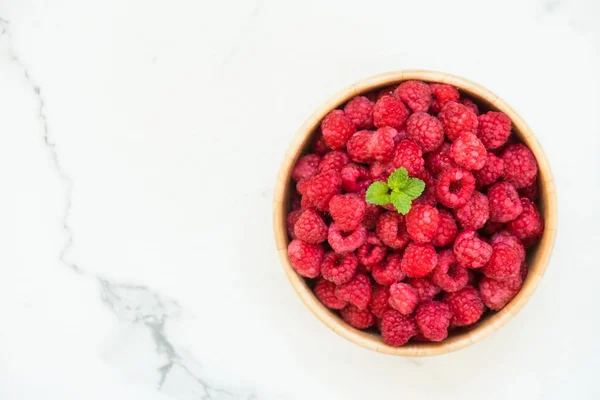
[431,250,468,292]
[318,150,350,172]
[286,209,303,239]
[453,230,492,269]
[312,133,330,156]
[491,231,525,262]
[334,273,372,310]
[450,133,487,170]
[502,144,538,188]
[373,95,410,130]
[376,212,411,249]
[406,112,444,152]
[321,251,358,285]
[372,253,405,285]
[329,193,366,232]
[506,198,544,244]
[394,80,432,112]
[430,83,460,113]
[300,193,312,209]
[487,181,523,222]
[432,209,458,247]
[303,170,342,211]
[292,154,321,182]
[477,111,511,149]
[435,167,476,208]
[374,86,396,100]
[438,101,478,141]
[415,301,453,341]
[391,139,425,175]
[444,286,484,326]
[369,161,395,182]
[474,153,504,186]
[314,278,347,309]
[340,305,376,329]
[343,96,374,129]
[388,282,419,315]
[518,180,539,202]
[412,169,438,207]
[460,98,479,115]
[341,163,371,193]
[357,233,388,269]
[408,278,441,302]
[380,310,418,346]
[347,128,395,163]
[287,239,324,278]
[482,242,521,281]
[362,203,383,230]
[294,208,328,243]
[321,110,356,150]
[454,190,489,230]
[296,178,310,195]
[425,142,456,175]
[479,273,523,310]
[328,222,367,253]
[406,204,440,243]
[401,243,438,278]
[369,284,391,318]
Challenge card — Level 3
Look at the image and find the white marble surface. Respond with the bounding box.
[2,0,600,399]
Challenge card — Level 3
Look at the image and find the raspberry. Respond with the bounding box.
[388,282,419,315]
[286,209,303,239]
[407,278,441,302]
[329,193,366,232]
[483,220,505,235]
[479,273,523,310]
[460,98,479,115]
[444,286,484,326]
[300,193,312,209]
[406,204,439,243]
[474,153,504,186]
[292,154,321,182]
[487,181,523,222]
[415,301,453,341]
[401,243,438,278]
[491,231,525,262]
[314,278,347,310]
[321,251,358,285]
[318,150,350,173]
[341,163,371,193]
[369,161,395,182]
[454,190,489,230]
[380,310,418,346]
[312,133,330,155]
[303,170,342,211]
[347,128,395,163]
[406,112,444,152]
[334,273,372,310]
[506,198,544,244]
[425,142,456,175]
[519,180,539,202]
[482,242,521,281]
[328,222,367,254]
[321,110,356,150]
[357,233,387,269]
[369,284,391,318]
[432,210,458,247]
[287,239,324,278]
[394,80,432,112]
[501,144,538,188]
[373,95,410,130]
[438,101,478,141]
[412,169,438,207]
[430,83,460,113]
[435,167,476,208]
[372,253,405,285]
[362,203,383,230]
[477,111,511,149]
[431,250,468,292]
[296,178,310,195]
[374,86,396,101]
[376,212,411,249]
[453,230,492,269]
[343,96,374,129]
[294,208,328,243]
[391,139,425,175]
[340,305,376,329]
[450,133,487,170]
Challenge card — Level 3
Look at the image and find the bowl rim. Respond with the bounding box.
[273,70,557,356]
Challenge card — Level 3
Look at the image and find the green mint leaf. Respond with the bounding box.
[366,181,391,206]
[403,177,426,199]
[387,167,408,190]
[390,191,412,215]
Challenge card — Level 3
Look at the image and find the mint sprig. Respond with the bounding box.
[365,167,426,215]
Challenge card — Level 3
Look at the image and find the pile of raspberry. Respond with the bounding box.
[286,81,544,346]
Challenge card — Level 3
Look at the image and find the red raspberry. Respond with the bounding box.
[435,167,476,208]
[362,203,383,230]
[453,230,492,269]
[357,233,387,269]
[380,310,418,346]
[502,144,538,188]
[487,181,523,222]
[314,278,347,310]
[477,111,511,149]
[444,286,484,326]
[413,170,438,207]
[401,243,438,278]
[406,112,444,152]
[303,170,342,211]
[328,223,367,254]
[479,273,524,310]
[286,209,303,239]
[389,282,419,315]
[369,161,395,182]
[321,251,358,285]
[519,180,539,202]
[432,210,458,247]
[425,142,456,175]
[294,208,328,243]
[321,110,356,150]
[483,220,505,235]
[373,95,410,130]
[438,101,478,141]
[296,178,310,195]
[347,128,395,163]
[394,80,432,112]
[506,198,544,244]
[334,273,372,310]
[376,212,411,250]
[430,83,460,113]
[482,242,521,281]
[343,96,374,129]
[460,98,479,115]
[491,231,525,262]
[341,305,376,329]
[312,133,330,156]
[369,284,391,318]
[406,204,439,243]
[454,190,489,230]
[372,253,405,285]
[329,194,366,232]
[318,150,349,173]
[374,86,396,101]
[407,278,441,302]
[300,193,312,209]
[415,301,453,341]
[292,154,321,182]
[287,239,324,278]
[431,250,468,292]
[341,163,371,193]
[391,139,425,175]
[474,152,504,186]
[450,133,487,170]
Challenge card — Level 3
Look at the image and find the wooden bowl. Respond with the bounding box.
[273,70,557,356]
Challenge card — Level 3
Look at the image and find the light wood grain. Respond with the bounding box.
[272,70,557,356]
